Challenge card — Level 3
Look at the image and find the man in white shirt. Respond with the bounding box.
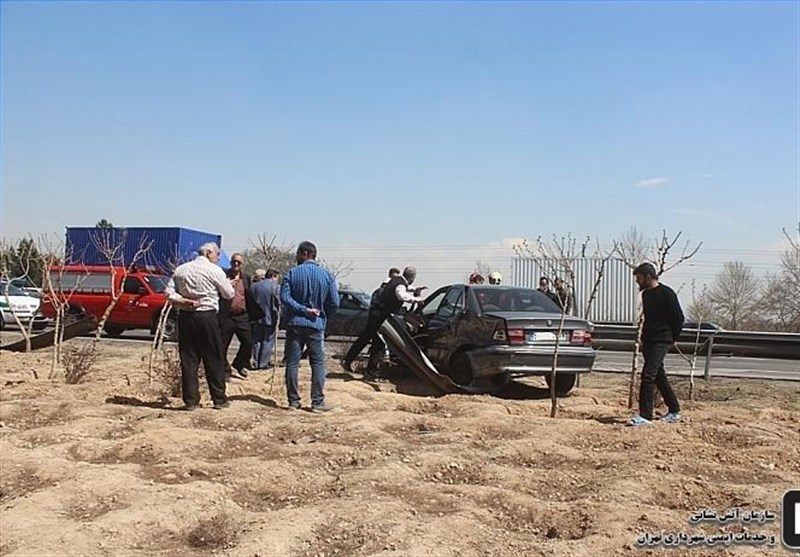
[166,242,235,410]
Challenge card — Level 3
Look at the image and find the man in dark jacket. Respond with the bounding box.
[553,277,573,315]
[364,268,402,371]
[250,268,281,369]
[218,252,263,379]
[628,262,684,427]
[342,266,424,379]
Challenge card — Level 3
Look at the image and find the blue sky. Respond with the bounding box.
[1,1,798,296]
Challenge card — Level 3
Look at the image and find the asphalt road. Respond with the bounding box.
[593,351,799,382]
[2,329,798,382]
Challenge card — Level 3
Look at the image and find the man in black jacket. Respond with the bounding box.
[628,262,684,427]
[218,253,263,379]
[342,266,424,379]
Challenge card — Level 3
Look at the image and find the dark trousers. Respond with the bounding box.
[639,342,681,420]
[178,310,227,406]
[220,312,254,372]
[344,308,388,368]
[252,322,277,368]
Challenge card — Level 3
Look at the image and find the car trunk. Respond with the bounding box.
[483,311,589,341]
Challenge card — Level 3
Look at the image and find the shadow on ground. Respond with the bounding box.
[105,395,172,409]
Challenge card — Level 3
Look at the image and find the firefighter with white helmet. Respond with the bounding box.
[488,271,502,285]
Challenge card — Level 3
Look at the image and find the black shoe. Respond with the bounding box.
[363,369,381,381]
[340,359,353,373]
[213,401,231,410]
[287,403,301,411]
[183,403,201,411]
[311,403,334,414]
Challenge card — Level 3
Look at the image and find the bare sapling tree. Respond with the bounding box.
[38,235,90,380]
[148,252,184,382]
[90,230,153,340]
[616,226,651,269]
[619,230,702,409]
[515,234,579,418]
[684,280,714,400]
[320,258,354,282]
[581,238,619,321]
[247,233,296,275]
[574,237,618,387]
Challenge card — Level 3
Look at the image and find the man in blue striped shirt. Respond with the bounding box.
[281,241,340,412]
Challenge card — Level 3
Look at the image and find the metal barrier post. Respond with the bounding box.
[703,334,715,381]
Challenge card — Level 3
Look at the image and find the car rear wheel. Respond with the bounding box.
[163,315,178,341]
[544,373,577,396]
[65,306,86,325]
[448,352,475,386]
[104,325,125,337]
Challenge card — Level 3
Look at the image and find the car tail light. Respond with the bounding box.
[571,329,592,345]
[507,327,526,345]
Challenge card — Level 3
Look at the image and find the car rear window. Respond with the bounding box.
[474,287,561,313]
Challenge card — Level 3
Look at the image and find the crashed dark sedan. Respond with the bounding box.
[403,284,596,394]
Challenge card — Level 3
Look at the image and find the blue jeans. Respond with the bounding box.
[252,322,276,368]
[284,326,326,408]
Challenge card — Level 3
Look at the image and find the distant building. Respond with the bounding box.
[512,257,639,324]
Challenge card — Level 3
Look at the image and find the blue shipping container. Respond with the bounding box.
[65,227,223,273]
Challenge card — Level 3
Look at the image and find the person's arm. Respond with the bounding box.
[395,283,423,303]
[667,288,684,341]
[165,277,183,304]
[213,267,235,300]
[281,272,318,317]
[165,276,198,308]
[324,275,340,317]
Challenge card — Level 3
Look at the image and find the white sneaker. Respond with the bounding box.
[661,412,681,423]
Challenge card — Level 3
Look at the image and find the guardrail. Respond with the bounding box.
[592,325,800,361]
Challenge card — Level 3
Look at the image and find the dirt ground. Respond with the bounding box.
[0,338,798,557]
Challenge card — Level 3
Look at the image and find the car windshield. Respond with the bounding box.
[0,282,29,297]
[473,286,562,313]
[143,275,168,293]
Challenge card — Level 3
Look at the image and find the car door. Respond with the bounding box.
[119,276,150,326]
[327,292,368,337]
[423,286,466,364]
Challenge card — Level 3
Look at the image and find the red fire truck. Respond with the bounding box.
[40,265,176,339]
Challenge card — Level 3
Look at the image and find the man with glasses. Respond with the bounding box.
[165,242,234,410]
[537,276,560,305]
[218,252,262,380]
